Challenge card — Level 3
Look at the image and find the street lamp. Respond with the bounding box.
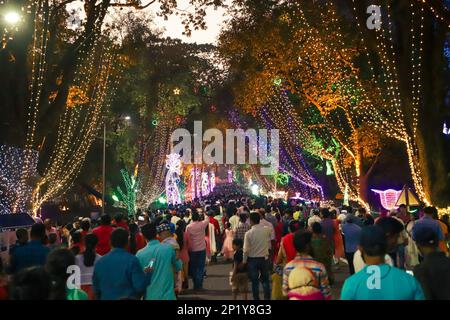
[4,11,20,25]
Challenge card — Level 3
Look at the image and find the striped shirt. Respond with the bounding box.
[282,255,331,299]
[234,222,251,240]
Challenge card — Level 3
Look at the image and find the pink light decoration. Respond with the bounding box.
[371,189,402,211]
[227,170,233,183]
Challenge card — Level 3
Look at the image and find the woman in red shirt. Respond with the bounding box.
[128,223,145,254]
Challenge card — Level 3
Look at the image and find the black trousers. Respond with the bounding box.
[345,252,356,275]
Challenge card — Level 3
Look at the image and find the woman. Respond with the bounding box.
[176,220,190,291]
[70,229,84,255]
[221,222,234,261]
[331,211,344,263]
[128,223,145,254]
[276,220,300,266]
[46,248,88,300]
[310,222,334,285]
[75,233,101,299]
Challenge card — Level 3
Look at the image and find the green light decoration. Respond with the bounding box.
[273,78,283,86]
[116,169,139,219]
[276,173,289,186]
[152,119,159,126]
[112,194,119,202]
[158,196,167,204]
[326,161,334,176]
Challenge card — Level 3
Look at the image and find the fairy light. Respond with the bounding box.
[116,169,139,219]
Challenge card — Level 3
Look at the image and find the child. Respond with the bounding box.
[231,238,248,300]
[222,222,234,261]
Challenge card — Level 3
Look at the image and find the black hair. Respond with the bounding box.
[110,228,129,249]
[71,230,82,244]
[45,248,76,300]
[30,223,46,241]
[83,233,98,267]
[364,215,375,226]
[16,228,28,241]
[192,211,200,222]
[293,230,312,253]
[312,222,322,234]
[100,214,111,226]
[114,213,124,223]
[48,233,57,245]
[239,213,248,223]
[375,217,404,236]
[80,219,90,232]
[175,220,186,250]
[10,267,51,300]
[128,223,139,254]
[249,211,260,224]
[141,223,157,241]
[232,238,243,248]
[359,226,388,257]
[321,208,330,218]
[288,220,300,233]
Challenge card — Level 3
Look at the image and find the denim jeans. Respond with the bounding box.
[189,250,206,290]
[247,257,271,300]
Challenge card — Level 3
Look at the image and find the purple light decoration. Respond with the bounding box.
[210,172,216,192]
[227,169,233,183]
[201,172,210,197]
[371,189,402,211]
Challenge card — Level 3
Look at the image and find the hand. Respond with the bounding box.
[143,266,153,273]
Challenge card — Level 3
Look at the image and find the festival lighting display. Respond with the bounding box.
[116,169,139,219]
[0,145,38,214]
[165,153,182,205]
[201,172,210,197]
[372,189,402,211]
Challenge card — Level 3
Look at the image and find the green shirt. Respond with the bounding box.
[341,264,425,300]
[67,288,89,300]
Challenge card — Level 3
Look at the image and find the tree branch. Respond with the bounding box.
[110,0,157,9]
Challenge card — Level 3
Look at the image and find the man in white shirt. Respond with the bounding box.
[307,210,322,229]
[243,212,271,300]
[229,208,240,232]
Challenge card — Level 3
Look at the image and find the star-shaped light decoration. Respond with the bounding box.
[173,87,181,95]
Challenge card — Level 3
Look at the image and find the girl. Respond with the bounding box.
[222,222,234,261]
[75,234,101,300]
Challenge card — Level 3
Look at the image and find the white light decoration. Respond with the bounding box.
[209,172,216,192]
[4,11,20,25]
[0,145,38,214]
[372,189,402,211]
[443,123,449,136]
[251,184,260,196]
[201,172,210,197]
[165,153,182,205]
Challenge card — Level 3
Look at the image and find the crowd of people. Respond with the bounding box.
[0,184,449,300]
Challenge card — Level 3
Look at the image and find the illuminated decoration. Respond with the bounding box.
[251,184,260,196]
[0,145,39,214]
[4,11,20,25]
[210,105,217,112]
[343,184,349,207]
[116,169,139,219]
[173,87,181,95]
[443,123,449,136]
[227,169,233,183]
[273,78,282,86]
[372,189,402,211]
[395,185,421,208]
[165,153,182,205]
[209,172,216,192]
[326,161,334,176]
[276,173,289,186]
[112,194,119,202]
[201,172,210,197]
[152,119,159,126]
[158,196,167,205]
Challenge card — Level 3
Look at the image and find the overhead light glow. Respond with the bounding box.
[4,11,20,25]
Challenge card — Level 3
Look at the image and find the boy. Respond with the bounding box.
[231,238,248,300]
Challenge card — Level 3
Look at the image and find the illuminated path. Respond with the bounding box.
[179,257,349,300]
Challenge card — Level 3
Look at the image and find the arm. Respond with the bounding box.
[281,266,289,296]
[276,241,286,265]
[92,266,101,300]
[243,232,249,264]
[130,257,148,295]
[319,267,332,300]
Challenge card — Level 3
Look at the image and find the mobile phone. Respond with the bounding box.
[148,259,156,269]
[406,270,414,276]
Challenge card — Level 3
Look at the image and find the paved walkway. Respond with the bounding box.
[179,257,349,300]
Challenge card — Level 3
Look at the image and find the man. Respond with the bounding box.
[413,227,450,299]
[342,215,362,275]
[93,228,147,300]
[412,207,445,254]
[113,213,129,230]
[282,209,294,236]
[9,224,50,274]
[282,230,331,300]
[341,226,424,300]
[389,211,409,269]
[311,223,334,285]
[397,204,411,225]
[234,213,251,241]
[80,218,91,238]
[320,208,334,245]
[264,206,278,227]
[293,205,302,221]
[431,209,449,255]
[136,223,181,300]
[243,212,271,300]
[185,211,210,291]
[92,214,115,256]
[353,217,398,273]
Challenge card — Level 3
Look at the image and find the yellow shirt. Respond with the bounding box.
[293,211,301,221]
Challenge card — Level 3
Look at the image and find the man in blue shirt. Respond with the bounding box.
[342,216,361,275]
[341,225,424,300]
[136,223,181,300]
[9,224,50,274]
[93,228,148,300]
[412,207,444,243]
